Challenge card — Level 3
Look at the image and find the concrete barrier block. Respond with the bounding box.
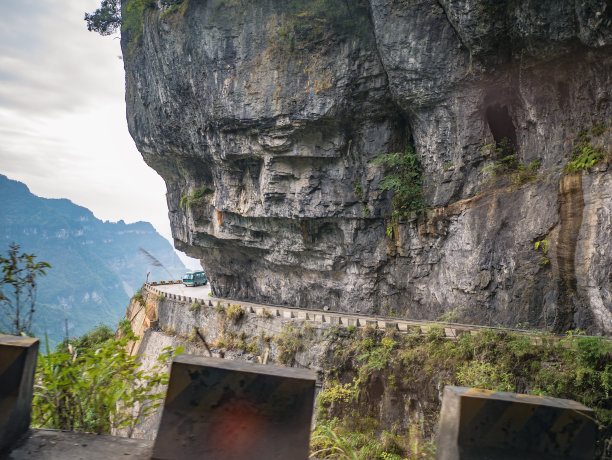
[152,355,316,460]
[384,322,399,331]
[313,314,324,323]
[365,320,377,328]
[329,316,340,325]
[347,318,358,327]
[397,322,409,332]
[0,335,39,454]
[436,386,596,460]
[282,311,293,319]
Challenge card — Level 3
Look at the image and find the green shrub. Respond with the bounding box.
[226,304,245,323]
[591,121,607,137]
[276,325,305,365]
[310,417,430,460]
[354,182,363,200]
[180,185,214,210]
[216,330,256,353]
[122,0,157,55]
[118,319,132,336]
[317,326,612,457]
[457,360,514,391]
[274,0,371,55]
[565,140,606,172]
[189,301,201,313]
[373,145,425,217]
[32,327,183,435]
[132,289,144,305]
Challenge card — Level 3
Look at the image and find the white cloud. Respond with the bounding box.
[0,0,198,267]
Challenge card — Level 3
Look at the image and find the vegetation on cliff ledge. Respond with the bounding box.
[275,0,371,53]
[373,145,425,217]
[565,125,611,173]
[312,326,612,459]
[180,185,215,210]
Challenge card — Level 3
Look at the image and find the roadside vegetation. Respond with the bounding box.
[146,291,611,458]
[311,326,612,459]
[32,323,183,436]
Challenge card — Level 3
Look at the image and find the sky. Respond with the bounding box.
[0,0,200,270]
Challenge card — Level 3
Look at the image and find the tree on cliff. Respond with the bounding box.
[0,243,50,336]
[84,0,121,36]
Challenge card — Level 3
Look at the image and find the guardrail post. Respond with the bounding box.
[152,355,316,460]
[0,335,39,454]
[384,321,399,331]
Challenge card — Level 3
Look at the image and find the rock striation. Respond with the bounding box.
[122,0,612,333]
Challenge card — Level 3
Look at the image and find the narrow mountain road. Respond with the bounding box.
[155,282,211,299]
[148,282,558,340]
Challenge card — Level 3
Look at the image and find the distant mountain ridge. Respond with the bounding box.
[0,174,186,345]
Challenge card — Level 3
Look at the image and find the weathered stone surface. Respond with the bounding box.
[122,0,612,333]
[0,335,39,455]
[152,355,316,460]
[6,429,153,460]
[436,386,597,460]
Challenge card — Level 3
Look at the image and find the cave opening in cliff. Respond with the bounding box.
[485,104,517,156]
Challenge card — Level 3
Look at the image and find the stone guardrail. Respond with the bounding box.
[143,282,580,341]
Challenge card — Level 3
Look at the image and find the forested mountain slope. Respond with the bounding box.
[0,174,185,344]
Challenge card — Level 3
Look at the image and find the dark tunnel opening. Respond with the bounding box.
[485,104,517,155]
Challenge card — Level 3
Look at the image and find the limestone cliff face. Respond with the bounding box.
[122,0,612,333]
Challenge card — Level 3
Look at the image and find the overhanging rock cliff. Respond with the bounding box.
[122,0,612,333]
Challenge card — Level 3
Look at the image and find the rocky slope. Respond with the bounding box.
[121,0,612,333]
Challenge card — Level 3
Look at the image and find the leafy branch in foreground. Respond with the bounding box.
[373,146,425,217]
[0,242,50,335]
[32,324,183,436]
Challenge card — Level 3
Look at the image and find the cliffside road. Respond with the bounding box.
[149,282,559,340]
[155,282,211,299]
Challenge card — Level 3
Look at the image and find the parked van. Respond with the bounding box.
[182,271,207,287]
